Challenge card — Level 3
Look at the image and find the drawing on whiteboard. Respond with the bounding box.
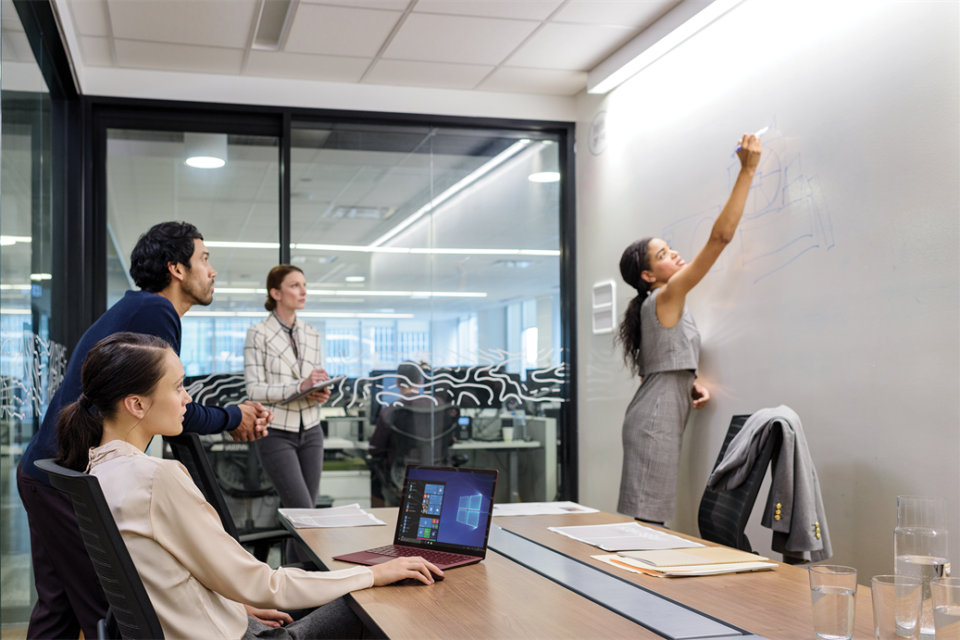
[662,122,834,284]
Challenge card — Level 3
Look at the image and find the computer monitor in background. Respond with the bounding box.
[368,370,401,423]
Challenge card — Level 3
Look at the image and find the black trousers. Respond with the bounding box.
[17,463,108,640]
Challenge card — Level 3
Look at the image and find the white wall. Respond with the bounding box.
[575,0,959,583]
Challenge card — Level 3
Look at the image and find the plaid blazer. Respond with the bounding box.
[243,314,323,431]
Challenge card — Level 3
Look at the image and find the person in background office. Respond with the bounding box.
[16,221,272,640]
[616,133,762,526]
[369,362,432,506]
[58,332,443,640]
[244,264,329,563]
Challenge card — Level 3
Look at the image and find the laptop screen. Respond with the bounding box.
[394,465,498,556]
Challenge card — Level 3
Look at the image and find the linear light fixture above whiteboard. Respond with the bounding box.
[588,0,746,95]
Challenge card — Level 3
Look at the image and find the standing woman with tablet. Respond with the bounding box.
[244,264,330,562]
[617,133,762,526]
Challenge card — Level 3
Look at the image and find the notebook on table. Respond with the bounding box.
[334,465,499,570]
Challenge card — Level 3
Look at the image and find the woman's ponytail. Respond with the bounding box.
[57,398,105,472]
[616,238,653,376]
[55,332,171,472]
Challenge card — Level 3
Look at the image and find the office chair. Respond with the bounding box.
[369,404,461,503]
[34,458,164,640]
[163,433,291,563]
[698,414,783,554]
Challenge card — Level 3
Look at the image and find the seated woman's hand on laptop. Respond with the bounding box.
[371,557,444,586]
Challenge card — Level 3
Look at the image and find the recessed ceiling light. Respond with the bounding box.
[345,276,365,282]
[30,273,52,281]
[0,235,31,245]
[184,133,227,169]
[528,172,560,183]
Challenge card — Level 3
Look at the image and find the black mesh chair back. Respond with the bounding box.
[34,459,164,640]
[163,433,240,539]
[390,404,459,468]
[697,414,783,553]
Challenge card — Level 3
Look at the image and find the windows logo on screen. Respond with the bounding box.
[457,493,482,529]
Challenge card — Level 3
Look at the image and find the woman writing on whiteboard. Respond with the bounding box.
[617,133,762,526]
[244,264,329,562]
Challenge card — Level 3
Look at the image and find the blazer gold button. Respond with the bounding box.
[774,515,781,521]
[816,533,821,539]
[776,503,782,509]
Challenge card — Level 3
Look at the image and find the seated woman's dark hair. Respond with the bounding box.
[617,238,653,376]
[56,332,171,471]
[129,221,204,293]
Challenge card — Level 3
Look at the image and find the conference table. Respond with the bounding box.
[280,508,876,639]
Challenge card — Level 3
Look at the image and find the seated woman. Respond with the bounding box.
[56,332,441,640]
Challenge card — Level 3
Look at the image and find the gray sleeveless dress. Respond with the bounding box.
[617,287,701,522]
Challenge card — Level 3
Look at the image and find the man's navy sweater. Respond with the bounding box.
[21,290,242,484]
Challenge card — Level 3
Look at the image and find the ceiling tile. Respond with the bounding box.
[363,59,493,90]
[302,0,411,9]
[80,35,114,67]
[245,51,371,82]
[383,13,539,65]
[107,0,258,49]
[0,29,34,63]
[68,0,111,37]
[551,0,680,27]
[285,4,402,58]
[414,0,562,21]
[114,39,244,75]
[478,67,586,96]
[506,22,634,70]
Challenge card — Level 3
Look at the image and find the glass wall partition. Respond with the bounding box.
[288,123,566,506]
[1,1,54,625]
[97,113,571,513]
[104,129,281,375]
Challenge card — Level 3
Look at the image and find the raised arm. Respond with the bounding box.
[657,134,762,320]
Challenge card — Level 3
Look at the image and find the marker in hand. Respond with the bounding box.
[736,126,769,151]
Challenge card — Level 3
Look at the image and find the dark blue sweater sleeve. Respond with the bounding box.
[182,403,243,435]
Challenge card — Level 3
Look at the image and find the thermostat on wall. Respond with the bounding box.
[592,280,616,334]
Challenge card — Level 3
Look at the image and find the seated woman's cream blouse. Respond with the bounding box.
[87,440,374,640]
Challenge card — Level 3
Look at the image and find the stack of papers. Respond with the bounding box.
[594,547,777,577]
[492,502,599,517]
[548,522,705,551]
[279,504,386,529]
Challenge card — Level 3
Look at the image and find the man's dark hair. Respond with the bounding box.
[129,222,204,293]
[396,362,423,387]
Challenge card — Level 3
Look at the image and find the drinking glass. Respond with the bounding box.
[932,578,960,640]
[895,496,949,639]
[872,575,923,639]
[810,565,858,640]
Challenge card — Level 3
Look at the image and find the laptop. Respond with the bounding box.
[334,465,498,570]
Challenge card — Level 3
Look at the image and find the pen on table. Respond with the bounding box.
[736,126,769,151]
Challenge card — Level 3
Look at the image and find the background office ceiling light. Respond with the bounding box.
[528,171,560,183]
[184,132,227,168]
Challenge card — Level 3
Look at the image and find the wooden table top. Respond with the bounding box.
[286,508,875,640]
[289,509,660,639]
[494,511,876,640]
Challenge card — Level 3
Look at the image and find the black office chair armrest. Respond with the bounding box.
[239,529,291,545]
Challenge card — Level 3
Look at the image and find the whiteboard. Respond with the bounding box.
[575,0,959,584]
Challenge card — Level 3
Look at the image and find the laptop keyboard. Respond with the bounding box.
[367,545,475,564]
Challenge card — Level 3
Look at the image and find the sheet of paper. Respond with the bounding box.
[548,522,704,551]
[492,502,600,517]
[619,547,769,567]
[613,554,778,576]
[594,554,776,577]
[279,504,387,529]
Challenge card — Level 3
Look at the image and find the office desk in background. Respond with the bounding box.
[282,509,877,640]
